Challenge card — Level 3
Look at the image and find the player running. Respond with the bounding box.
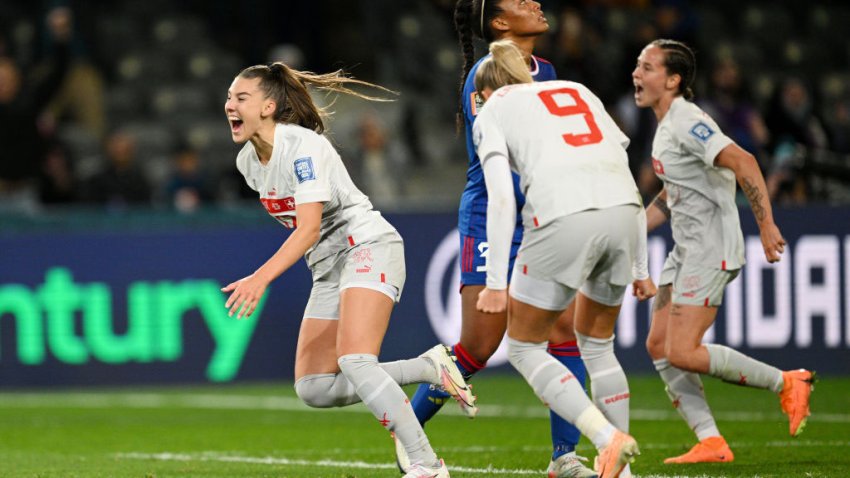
[221,62,477,478]
[633,39,816,465]
[475,39,656,478]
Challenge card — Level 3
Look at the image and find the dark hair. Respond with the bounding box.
[651,39,697,101]
[453,0,505,131]
[237,62,395,134]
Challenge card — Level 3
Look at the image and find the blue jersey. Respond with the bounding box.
[458,55,557,240]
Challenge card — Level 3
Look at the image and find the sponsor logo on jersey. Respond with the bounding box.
[294,157,316,183]
[689,121,715,142]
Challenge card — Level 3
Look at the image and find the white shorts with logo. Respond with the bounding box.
[303,232,406,320]
[659,254,739,307]
[510,204,639,311]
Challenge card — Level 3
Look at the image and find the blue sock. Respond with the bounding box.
[548,341,586,460]
[410,383,451,426]
[410,343,480,426]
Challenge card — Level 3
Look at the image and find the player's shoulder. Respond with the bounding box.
[670,97,712,122]
[280,123,331,154]
[668,97,721,139]
[531,55,557,80]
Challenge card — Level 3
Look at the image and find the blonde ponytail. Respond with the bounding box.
[474,40,533,94]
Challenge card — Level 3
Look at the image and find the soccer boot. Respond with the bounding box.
[402,458,450,478]
[421,344,478,418]
[595,431,639,478]
[547,451,598,478]
[663,436,734,464]
[780,369,816,437]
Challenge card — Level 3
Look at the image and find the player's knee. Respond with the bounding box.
[576,332,614,361]
[294,374,339,408]
[666,346,695,372]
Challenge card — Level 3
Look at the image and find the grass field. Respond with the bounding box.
[0,373,846,477]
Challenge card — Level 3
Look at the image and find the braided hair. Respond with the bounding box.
[651,39,697,100]
[453,0,505,131]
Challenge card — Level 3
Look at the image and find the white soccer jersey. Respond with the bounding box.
[650,97,745,270]
[236,123,396,267]
[473,80,640,229]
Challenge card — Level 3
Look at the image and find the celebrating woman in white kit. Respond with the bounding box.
[220,62,477,478]
[473,40,657,478]
[634,39,814,465]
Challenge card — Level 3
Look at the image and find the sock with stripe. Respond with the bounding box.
[576,333,629,433]
[338,353,441,468]
[653,358,720,440]
[705,344,784,393]
[410,342,485,425]
[294,356,443,408]
[547,340,585,459]
[507,337,615,450]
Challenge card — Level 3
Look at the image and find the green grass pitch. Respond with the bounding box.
[0,373,846,477]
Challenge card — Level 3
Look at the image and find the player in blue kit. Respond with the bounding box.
[402,1,597,477]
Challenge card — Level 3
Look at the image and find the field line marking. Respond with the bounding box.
[116,451,733,477]
[2,392,848,424]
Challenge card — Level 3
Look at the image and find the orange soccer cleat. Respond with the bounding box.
[664,436,734,464]
[779,369,816,437]
[595,431,639,478]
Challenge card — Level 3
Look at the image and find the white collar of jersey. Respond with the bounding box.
[529,56,540,76]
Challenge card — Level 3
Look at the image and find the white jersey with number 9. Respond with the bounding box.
[473,80,641,230]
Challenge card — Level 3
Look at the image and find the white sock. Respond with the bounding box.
[338,354,440,468]
[507,337,614,449]
[577,332,629,432]
[705,344,784,393]
[653,358,720,441]
[575,407,617,450]
[293,358,438,408]
[381,357,440,385]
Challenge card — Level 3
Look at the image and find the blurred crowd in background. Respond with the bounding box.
[1,0,849,217]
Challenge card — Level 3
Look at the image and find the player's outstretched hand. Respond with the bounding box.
[477,287,507,314]
[760,222,786,263]
[222,274,268,319]
[632,277,657,301]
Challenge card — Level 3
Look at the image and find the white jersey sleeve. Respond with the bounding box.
[474,111,514,290]
[288,132,332,205]
[673,104,733,167]
[632,206,649,280]
[473,106,510,165]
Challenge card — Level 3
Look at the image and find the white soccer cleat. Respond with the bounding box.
[547,452,598,478]
[402,458,450,478]
[392,432,411,474]
[420,344,478,418]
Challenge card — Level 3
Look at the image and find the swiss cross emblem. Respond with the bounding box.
[284,197,295,209]
[652,157,665,175]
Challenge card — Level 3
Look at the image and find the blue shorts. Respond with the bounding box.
[459,233,521,287]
